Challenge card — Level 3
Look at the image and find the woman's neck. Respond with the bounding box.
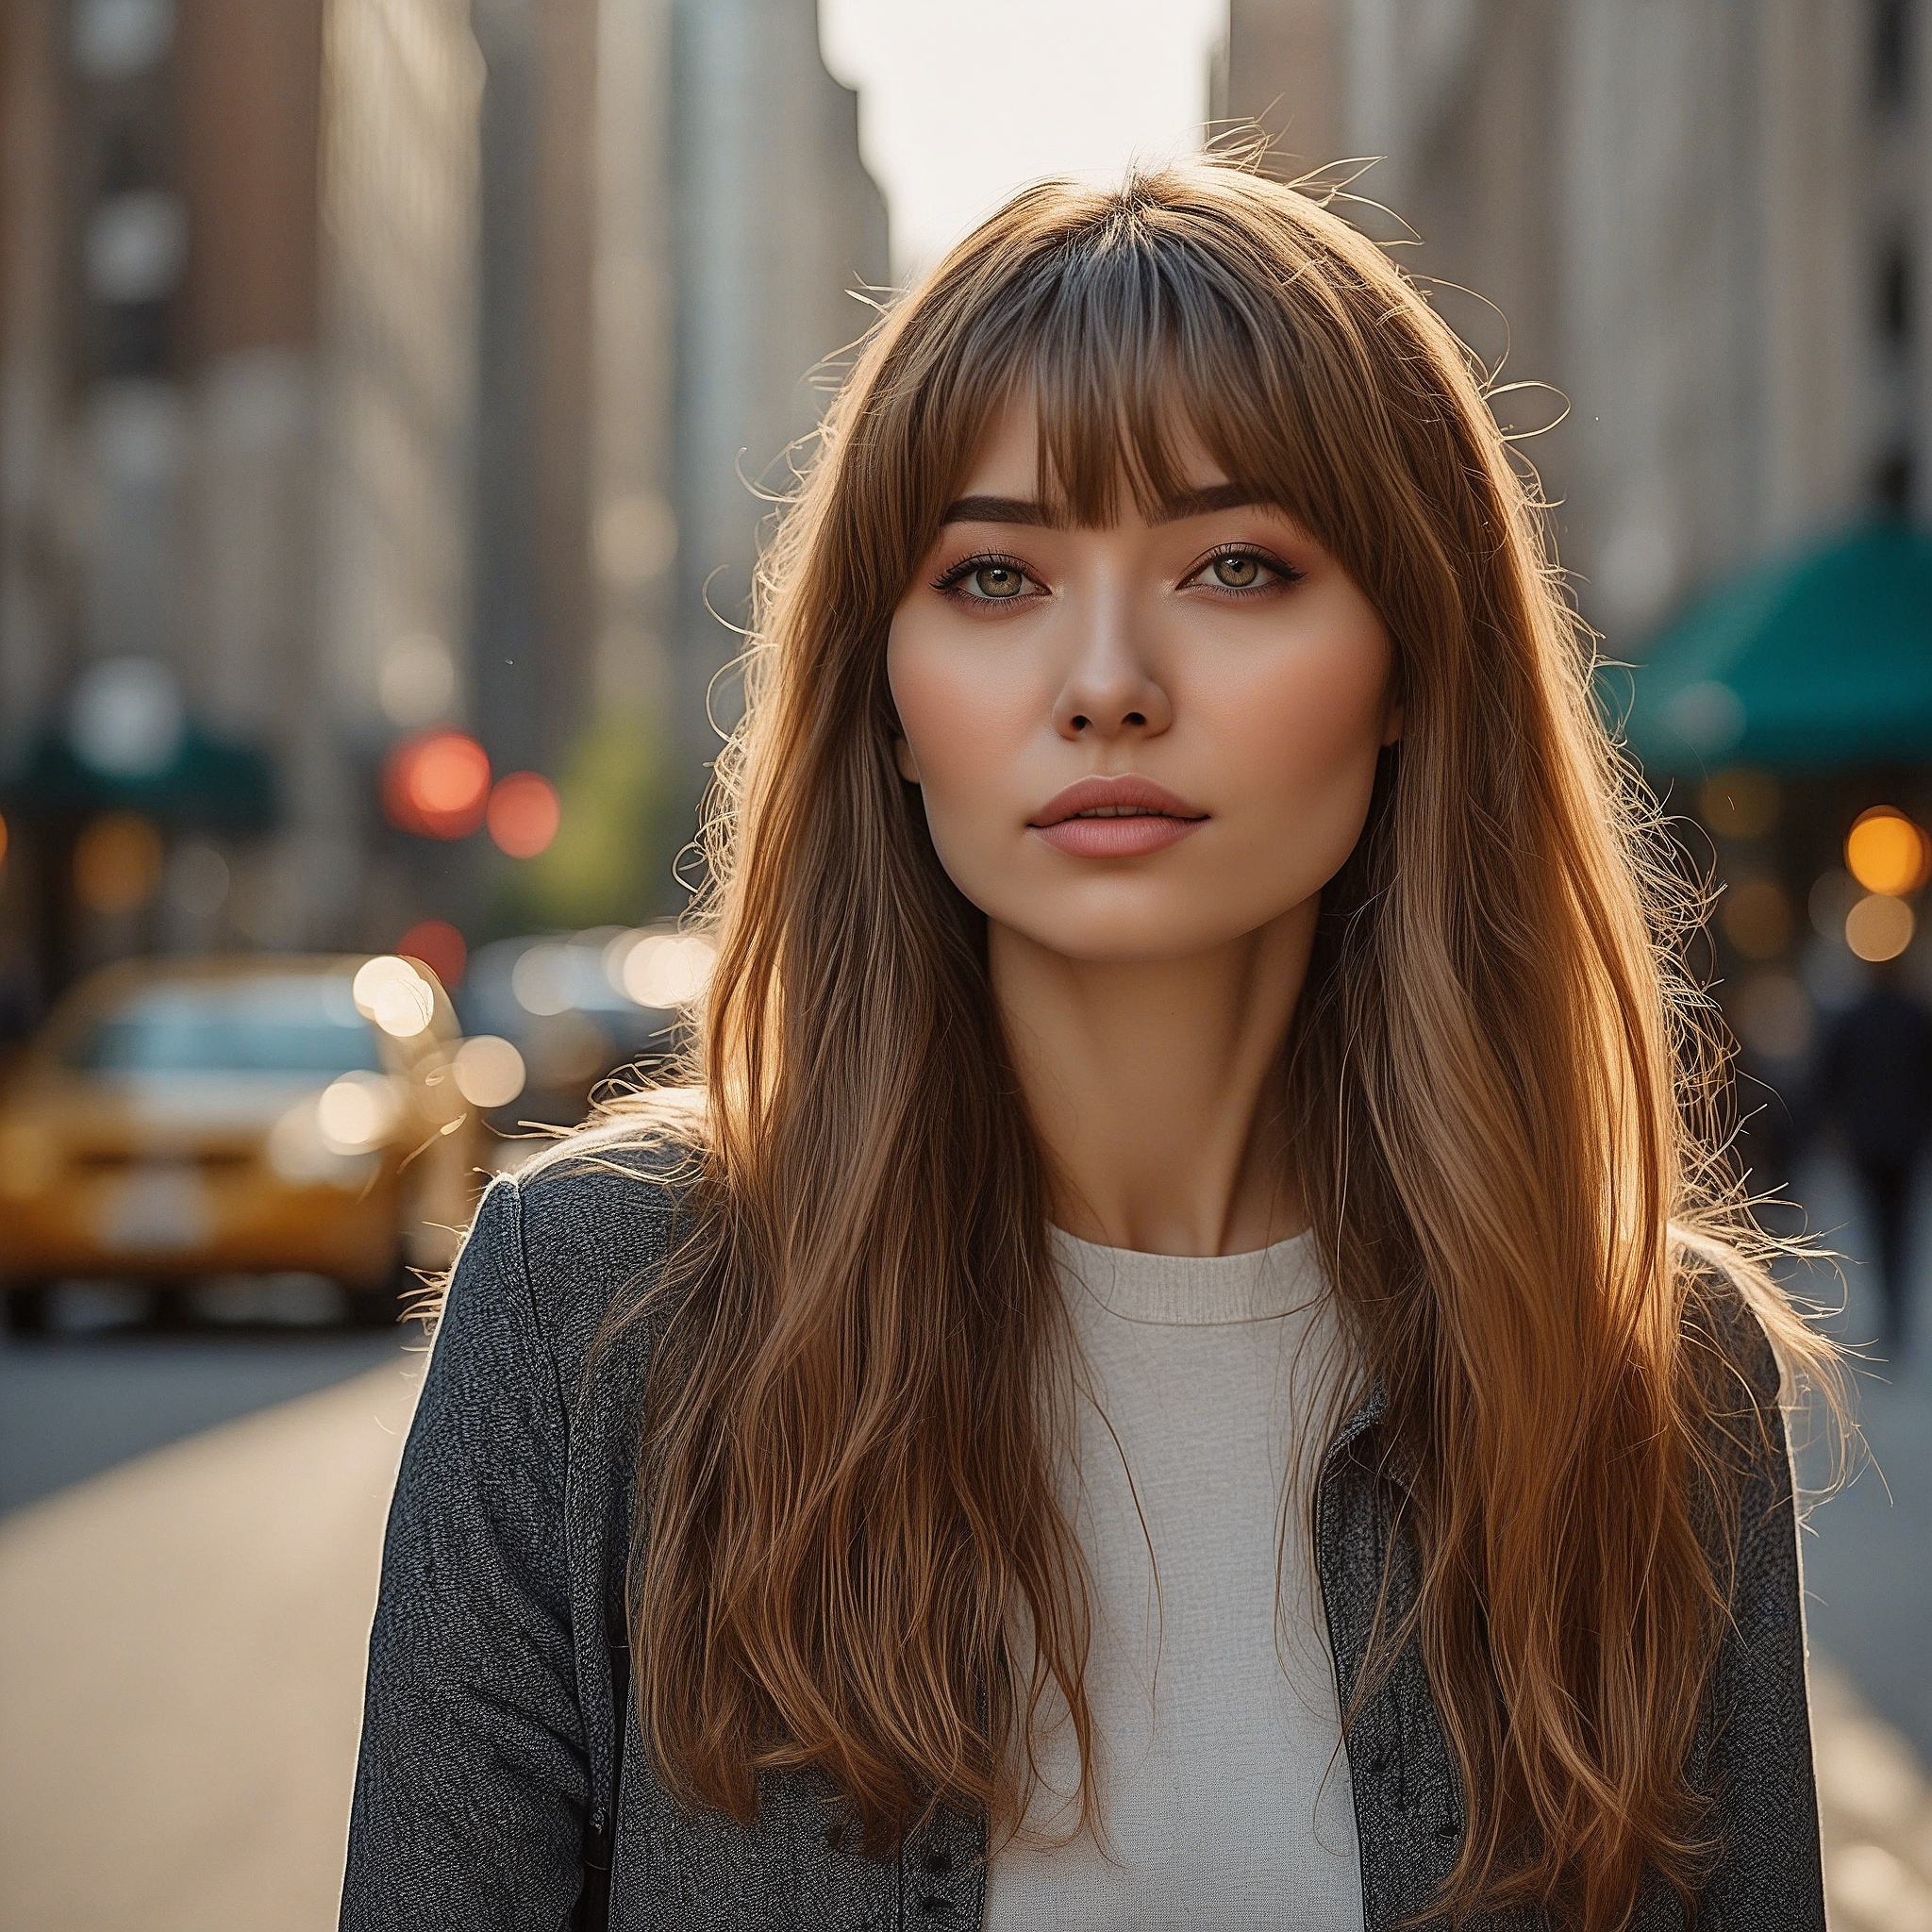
[989,903,1317,1257]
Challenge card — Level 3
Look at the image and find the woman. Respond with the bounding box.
[342,164,1832,1931]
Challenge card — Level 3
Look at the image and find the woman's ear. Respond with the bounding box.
[893,735,923,783]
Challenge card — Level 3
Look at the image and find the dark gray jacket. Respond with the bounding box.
[341,1142,1825,1931]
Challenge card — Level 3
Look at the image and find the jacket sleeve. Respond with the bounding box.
[341,1176,589,1932]
[1693,1313,1827,1930]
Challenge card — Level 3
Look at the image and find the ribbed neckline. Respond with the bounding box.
[1051,1225,1324,1327]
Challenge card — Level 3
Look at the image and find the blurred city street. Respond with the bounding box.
[0,1157,1926,1931]
[1,0,1928,1926]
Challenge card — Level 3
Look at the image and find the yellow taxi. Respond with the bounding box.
[0,954,487,1333]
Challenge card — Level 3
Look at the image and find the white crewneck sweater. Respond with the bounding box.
[981,1229,1365,1931]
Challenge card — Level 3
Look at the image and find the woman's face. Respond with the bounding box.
[887,400,1400,963]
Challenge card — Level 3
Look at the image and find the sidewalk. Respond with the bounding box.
[1818,1657,1932,1931]
[0,1354,419,1932]
[1,1346,1929,1928]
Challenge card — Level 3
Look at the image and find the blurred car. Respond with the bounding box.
[0,954,485,1333]
[458,924,712,1126]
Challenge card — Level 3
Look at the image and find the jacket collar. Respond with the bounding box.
[1320,1377,1424,1500]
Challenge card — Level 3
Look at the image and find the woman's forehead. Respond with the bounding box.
[950,389,1238,528]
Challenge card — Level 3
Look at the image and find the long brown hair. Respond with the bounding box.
[600,162,1833,1925]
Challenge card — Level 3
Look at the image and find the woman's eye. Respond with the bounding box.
[963,562,1028,600]
[939,557,1039,602]
[1193,551,1283,591]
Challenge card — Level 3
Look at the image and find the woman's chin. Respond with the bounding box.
[985,902,1298,970]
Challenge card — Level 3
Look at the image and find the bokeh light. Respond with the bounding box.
[1845,893,1916,964]
[381,729,491,840]
[510,941,576,1016]
[487,771,561,858]
[265,1097,344,1187]
[352,954,437,1039]
[397,918,467,991]
[613,930,717,1008]
[0,808,9,869]
[1844,808,1931,897]
[73,811,165,915]
[316,1072,401,1155]
[68,656,186,776]
[378,633,458,727]
[453,1034,527,1108]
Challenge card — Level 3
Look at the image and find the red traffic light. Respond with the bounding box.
[382,729,491,840]
[396,918,468,988]
[487,772,561,858]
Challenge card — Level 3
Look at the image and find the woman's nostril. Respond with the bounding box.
[1124,711,1146,726]
[1071,714,1091,731]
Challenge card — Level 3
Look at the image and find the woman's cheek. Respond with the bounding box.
[1209,643,1390,881]
[889,653,1008,893]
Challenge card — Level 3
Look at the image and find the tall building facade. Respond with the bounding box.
[462,0,886,925]
[668,0,889,822]
[1217,0,1928,650]
[0,0,481,991]
[0,0,887,999]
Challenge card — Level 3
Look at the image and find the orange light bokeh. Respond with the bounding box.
[382,730,491,840]
[0,808,8,870]
[397,918,468,990]
[487,772,561,858]
[1844,808,1931,898]
[74,812,165,916]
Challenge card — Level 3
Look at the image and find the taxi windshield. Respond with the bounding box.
[65,978,384,1077]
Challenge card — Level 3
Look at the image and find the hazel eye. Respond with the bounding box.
[935,554,1042,605]
[1184,546,1301,594]
[1190,552,1282,587]
[964,562,1027,600]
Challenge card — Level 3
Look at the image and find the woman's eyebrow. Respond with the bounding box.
[939,483,1266,528]
[940,494,1057,527]
[1153,483,1266,523]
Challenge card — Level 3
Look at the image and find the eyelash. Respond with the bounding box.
[931,550,1034,598]
[1187,544,1304,594]
[930,543,1305,604]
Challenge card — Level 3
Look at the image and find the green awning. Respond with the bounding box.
[1612,522,1932,774]
[0,724,278,832]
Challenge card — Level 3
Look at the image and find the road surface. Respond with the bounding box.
[0,1316,404,1514]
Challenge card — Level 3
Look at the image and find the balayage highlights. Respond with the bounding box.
[598,162,1835,1927]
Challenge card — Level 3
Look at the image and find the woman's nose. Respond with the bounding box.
[1051,601,1173,741]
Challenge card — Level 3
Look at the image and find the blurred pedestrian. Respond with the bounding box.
[1808,961,1932,1352]
[343,164,1832,1932]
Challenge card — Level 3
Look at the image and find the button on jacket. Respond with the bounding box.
[340,1141,1826,1931]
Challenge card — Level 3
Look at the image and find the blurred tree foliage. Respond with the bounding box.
[491,709,679,933]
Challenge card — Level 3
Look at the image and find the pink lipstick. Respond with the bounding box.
[1028,774,1208,858]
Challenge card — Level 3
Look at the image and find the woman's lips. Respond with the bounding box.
[1028,775,1208,858]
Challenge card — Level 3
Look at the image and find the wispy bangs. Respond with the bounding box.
[935,193,1331,533]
